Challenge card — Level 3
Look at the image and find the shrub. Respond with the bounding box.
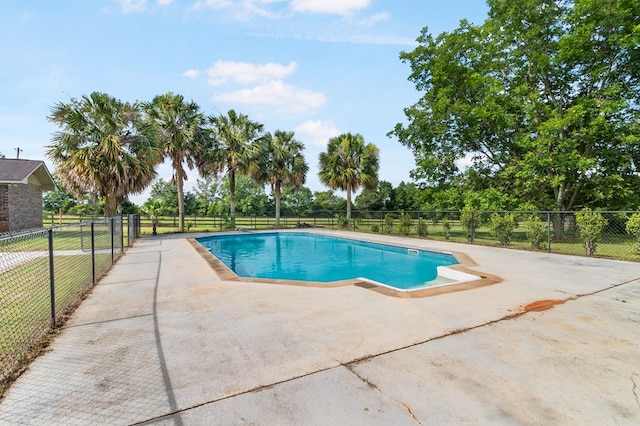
[625,212,640,254]
[442,218,451,240]
[460,207,475,242]
[417,218,428,237]
[397,211,413,236]
[489,213,516,245]
[524,216,547,250]
[335,214,350,229]
[575,208,608,256]
[371,224,380,233]
[384,214,394,234]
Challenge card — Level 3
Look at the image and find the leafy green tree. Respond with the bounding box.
[183,192,198,216]
[47,92,161,215]
[318,133,379,220]
[0,151,4,158]
[42,179,78,213]
[355,180,393,211]
[147,179,178,215]
[205,110,264,228]
[390,0,640,213]
[280,186,314,217]
[220,175,269,216]
[120,199,139,214]
[389,181,422,211]
[252,130,308,226]
[193,175,223,216]
[145,92,208,232]
[312,190,347,212]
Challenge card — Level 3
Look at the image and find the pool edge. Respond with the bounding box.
[187,233,502,298]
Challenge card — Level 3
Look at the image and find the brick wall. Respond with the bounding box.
[0,185,8,233]
[8,183,43,231]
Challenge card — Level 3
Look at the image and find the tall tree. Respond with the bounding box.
[47,92,160,215]
[205,110,264,229]
[355,180,393,211]
[318,133,379,220]
[145,92,208,232]
[193,175,223,216]
[253,130,308,227]
[390,0,640,212]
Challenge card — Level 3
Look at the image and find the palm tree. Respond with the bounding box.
[206,110,264,229]
[253,130,309,227]
[318,133,379,220]
[47,92,160,215]
[145,93,208,232]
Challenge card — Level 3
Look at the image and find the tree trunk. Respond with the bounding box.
[346,184,352,221]
[176,170,185,233]
[104,196,117,217]
[229,169,236,229]
[275,181,281,227]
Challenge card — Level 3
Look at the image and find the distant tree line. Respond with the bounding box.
[46,92,379,230]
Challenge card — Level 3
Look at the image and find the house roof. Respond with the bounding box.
[0,159,56,191]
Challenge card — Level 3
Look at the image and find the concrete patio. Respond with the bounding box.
[0,230,639,425]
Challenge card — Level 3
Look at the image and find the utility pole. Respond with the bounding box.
[15,147,22,159]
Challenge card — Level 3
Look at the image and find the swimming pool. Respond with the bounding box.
[195,232,476,291]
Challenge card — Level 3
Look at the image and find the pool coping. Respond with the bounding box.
[187,229,502,298]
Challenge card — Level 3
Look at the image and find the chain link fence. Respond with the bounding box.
[136,209,639,262]
[345,210,640,261]
[0,214,140,391]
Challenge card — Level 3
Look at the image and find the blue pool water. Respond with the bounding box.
[196,232,458,290]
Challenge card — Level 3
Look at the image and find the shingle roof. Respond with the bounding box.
[0,159,56,190]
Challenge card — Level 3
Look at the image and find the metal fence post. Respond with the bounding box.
[470,211,476,244]
[110,217,115,264]
[48,229,56,328]
[120,215,124,253]
[91,222,96,285]
[547,212,552,253]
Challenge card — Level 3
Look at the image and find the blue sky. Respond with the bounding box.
[1,0,488,204]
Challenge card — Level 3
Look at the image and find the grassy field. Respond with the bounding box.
[124,213,640,262]
[1,228,116,391]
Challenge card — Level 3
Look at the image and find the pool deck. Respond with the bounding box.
[1,229,639,425]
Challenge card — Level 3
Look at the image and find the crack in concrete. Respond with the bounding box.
[135,276,640,424]
[344,364,422,424]
[632,373,640,410]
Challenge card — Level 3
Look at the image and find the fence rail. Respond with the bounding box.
[125,209,640,261]
[0,214,140,390]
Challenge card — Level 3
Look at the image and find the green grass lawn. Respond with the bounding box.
[1,251,112,386]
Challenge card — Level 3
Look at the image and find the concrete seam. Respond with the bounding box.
[62,313,152,329]
[343,363,422,424]
[632,373,640,410]
[134,277,640,424]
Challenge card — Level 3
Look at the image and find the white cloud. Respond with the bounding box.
[114,0,147,13]
[182,69,200,79]
[192,0,282,19]
[213,80,326,116]
[110,0,171,13]
[192,0,233,10]
[290,0,370,15]
[206,60,297,85]
[358,12,389,27]
[294,120,340,147]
